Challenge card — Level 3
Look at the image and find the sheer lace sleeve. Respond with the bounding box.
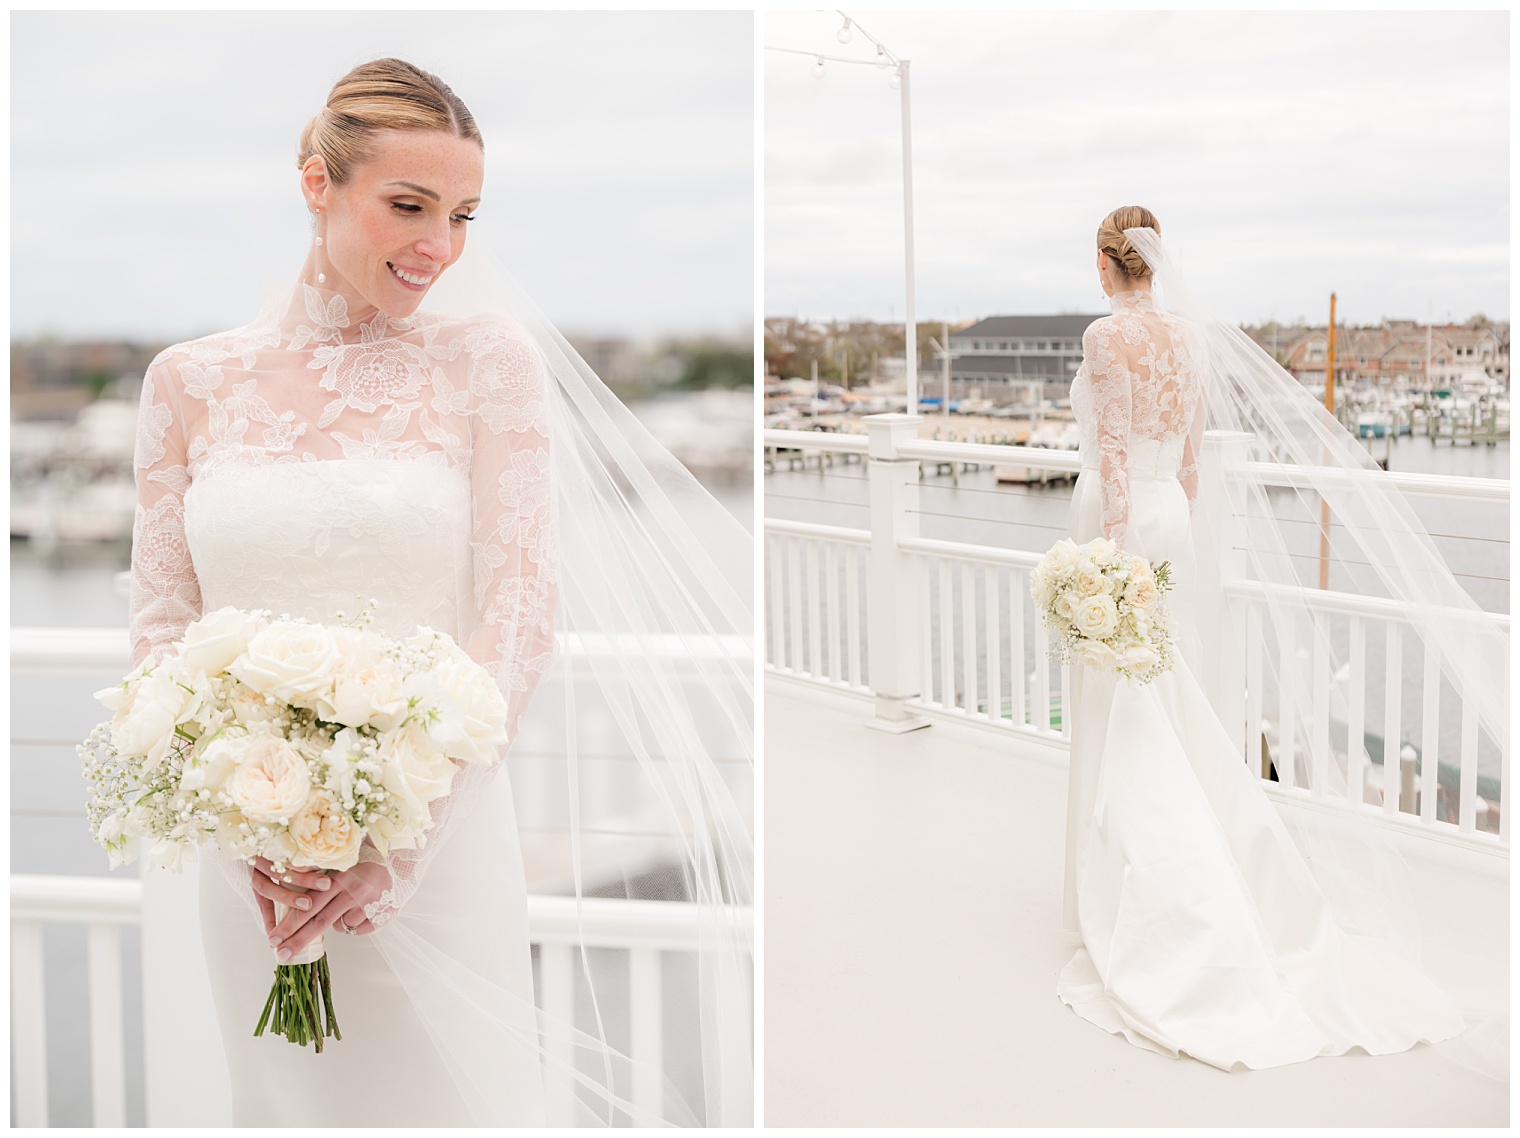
[128,354,202,669]
[461,326,559,741]
[359,321,558,928]
[1083,319,1134,549]
[1177,327,1208,508]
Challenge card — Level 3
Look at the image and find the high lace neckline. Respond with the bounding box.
[1109,288,1160,315]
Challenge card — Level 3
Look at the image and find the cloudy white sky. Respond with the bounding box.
[12,11,752,342]
[765,10,1508,328]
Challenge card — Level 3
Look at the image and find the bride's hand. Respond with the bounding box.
[251,859,392,959]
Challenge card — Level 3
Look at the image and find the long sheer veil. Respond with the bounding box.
[1126,227,1507,1078]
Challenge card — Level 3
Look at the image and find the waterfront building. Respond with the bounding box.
[1256,320,1509,389]
[945,314,1104,405]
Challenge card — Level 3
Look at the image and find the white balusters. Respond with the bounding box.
[538,942,577,1125]
[1383,624,1402,816]
[1034,620,1051,733]
[1245,602,1263,772]
[1009,569,1027,730]
[12,918,48,1127]
[87,924,127,1127]
[938,560,954,710]
[1347,616,1366,803]
[846,546,863,688]
[1420,642,1439,824]
[984,568,1002,726]
[628,947,663,1120]
[832,543,845,680]
[1459,698,1478,832]
[1278,617,1296,789]
[1311,629,1330,793]
[961,563,977,714]
[768,533,785,672]
[806,540,823,676]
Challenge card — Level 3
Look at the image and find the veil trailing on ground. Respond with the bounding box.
[173,249,754,1125]
[1126,227,1507,1078]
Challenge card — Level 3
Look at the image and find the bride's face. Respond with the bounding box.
[304,129,485,317]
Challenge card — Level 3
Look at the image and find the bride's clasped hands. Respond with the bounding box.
[249,858,388,955]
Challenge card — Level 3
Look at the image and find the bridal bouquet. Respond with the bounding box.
[79,602,509,1052]
[1030,538,1177,684]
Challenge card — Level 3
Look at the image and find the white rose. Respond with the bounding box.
[1074,561,1106,597]
[1055,591,1080,622]
[1128,556,1153,583]
[181,733,244,796]
[181,606,264,674]
[1077,639,1118,670]
[228,734,313,823]
[1044,540,1079,577]
[288,789,363,871]
[1086,537,1119,568]
[1121,643,1160,673]
[429,654,509,765]
[229,621,342,707]
[1029,568,1053,608]
[1073,594,1120,640]
[110,667,194,769]
[315,630,410,730]
[371,724,458,853]
[1125,576,1160,613]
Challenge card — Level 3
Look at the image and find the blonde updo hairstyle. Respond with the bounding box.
[1096,206,1160,281]
[297,58,482,185]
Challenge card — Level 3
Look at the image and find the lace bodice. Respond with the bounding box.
[1069,289,1207,550]
[128,284,558,924]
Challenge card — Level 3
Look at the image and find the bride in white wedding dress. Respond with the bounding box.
[128,59,752,1125]
[1057,206,1485,1071]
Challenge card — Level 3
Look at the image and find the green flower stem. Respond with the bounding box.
[253,955,341,1052]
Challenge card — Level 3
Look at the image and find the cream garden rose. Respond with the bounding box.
[1125,575,1161,613]
[228,733,314,823]
[288,788,364,870]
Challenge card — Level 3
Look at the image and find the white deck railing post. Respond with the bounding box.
[864,413,930,733]
[1193,431,1254,756]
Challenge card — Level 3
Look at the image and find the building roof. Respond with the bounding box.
[952,314,1104,339]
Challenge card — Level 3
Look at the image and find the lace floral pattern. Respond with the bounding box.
[1071,289,1207,549]
[127,293,558,927]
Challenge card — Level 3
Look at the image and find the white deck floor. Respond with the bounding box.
[764,679,1508,1127]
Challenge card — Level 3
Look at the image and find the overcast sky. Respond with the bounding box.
[765,10,1508,328]
[12,11,752,343]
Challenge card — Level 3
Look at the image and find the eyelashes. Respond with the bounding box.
[390,202,477,224]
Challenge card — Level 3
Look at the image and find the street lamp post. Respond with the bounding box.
[768,11,920,414]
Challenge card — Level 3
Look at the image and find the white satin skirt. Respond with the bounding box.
[199,772,547,1125]
[1057,468,1464,1070]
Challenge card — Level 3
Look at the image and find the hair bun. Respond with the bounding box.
[1096,206,1160,280]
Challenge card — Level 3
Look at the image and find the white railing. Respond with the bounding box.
[764,415,1508,846]
[10,874,749,1128]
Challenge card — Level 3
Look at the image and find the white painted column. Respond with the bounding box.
[864,413,930,733]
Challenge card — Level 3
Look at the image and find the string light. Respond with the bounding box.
[837,17,853,44]
[875,46,889,69]
[889,66,902,90]
[813,56,825,79]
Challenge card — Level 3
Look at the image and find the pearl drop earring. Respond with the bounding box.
[314,209,326,282]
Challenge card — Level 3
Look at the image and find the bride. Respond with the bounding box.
[127,59,752,1125]
[1058,206,1504,1071]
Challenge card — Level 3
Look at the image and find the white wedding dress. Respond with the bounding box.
[1057,289,1465,1070]
[128,287,553,1123]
